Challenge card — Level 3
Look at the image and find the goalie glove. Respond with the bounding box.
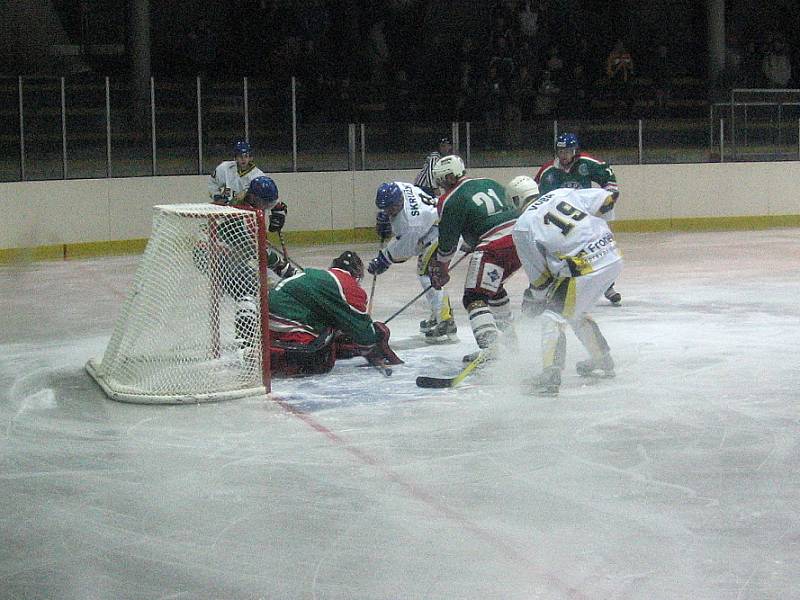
[428,259,450,290]
[375,210,392,240]
[521,285,547,318]
[362,321,404,366]
[367,251,392,276]
[269,202,288,232]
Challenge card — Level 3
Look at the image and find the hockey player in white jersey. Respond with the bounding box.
[367,181,458,343]
[208,139,267,204]
[511,185,622,395]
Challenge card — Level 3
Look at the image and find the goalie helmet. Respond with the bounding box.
[506,175,539,209]
[331,250,364,281]
[431,155,466,188]
[375,183,404,210]
[246,176,279,209]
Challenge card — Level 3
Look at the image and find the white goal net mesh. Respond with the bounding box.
[86,203,269,404]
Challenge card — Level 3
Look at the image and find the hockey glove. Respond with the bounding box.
[269,202,288,232]
[273,257,296,279]
[375,211,392,240]
[367,251,392,276]
[363,321,404,365]
[428,260,450,290]
[212,187,233,205]
[521,285,547,318]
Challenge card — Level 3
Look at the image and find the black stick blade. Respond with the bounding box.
[416,376,454,388]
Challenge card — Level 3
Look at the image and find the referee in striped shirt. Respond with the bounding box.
[413,137,453,195]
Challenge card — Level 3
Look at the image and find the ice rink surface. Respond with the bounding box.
[2,228,800,600]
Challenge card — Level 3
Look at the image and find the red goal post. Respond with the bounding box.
[86,203,271,404]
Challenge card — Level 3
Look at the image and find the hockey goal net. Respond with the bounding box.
[86,203,271,403]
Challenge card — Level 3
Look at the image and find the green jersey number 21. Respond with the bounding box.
[471,189,504,215]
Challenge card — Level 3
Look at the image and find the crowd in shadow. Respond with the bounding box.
[158,0,796,135]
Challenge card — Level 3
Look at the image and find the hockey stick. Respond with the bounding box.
[367,239,385,316]
[416,350,485,388]
[383,251,470,325]
[273,232,305,272]
[277,230,290,263]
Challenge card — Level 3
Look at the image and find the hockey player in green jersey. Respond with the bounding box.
[267,251,402,377]
[427,155,522,360]
[534,133,622,305]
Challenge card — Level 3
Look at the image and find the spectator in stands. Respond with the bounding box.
[740,40,763,88]
[651,43,673,114]
[545,45,566,88]
[388,68,414,122]
[606,39,635,114]
[480,63,508,147]
[366,19,390,86]
[534,70,560,116]
[607,39,634,82]
[561,63,589,118]
[490,35,517,83]
[490,10,515,51]
[515,0,540,43]
[455,61,479,121]
[515,63,539,119]
[762,36,792,88]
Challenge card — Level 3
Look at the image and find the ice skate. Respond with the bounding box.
[419,316,438,334]
[533,367,561,396]
[424,318,458,344]
[604,285,622,305]
[576,354,615,378]
[461,344,498,364]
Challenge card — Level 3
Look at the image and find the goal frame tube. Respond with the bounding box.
[251,207,271,393]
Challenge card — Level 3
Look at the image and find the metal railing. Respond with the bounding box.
[1,76,798,183]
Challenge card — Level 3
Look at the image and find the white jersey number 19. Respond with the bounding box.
[543,201,587,236]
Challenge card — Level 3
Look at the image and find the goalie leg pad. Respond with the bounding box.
[235,297,259,347]
[270,329,337,377]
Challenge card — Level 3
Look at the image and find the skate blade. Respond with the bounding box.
[424,333,459,345]
[578,371,616,379]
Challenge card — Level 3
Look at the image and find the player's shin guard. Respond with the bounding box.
[541,311,567,371]
[489,289,517,348]
[536,311,566,394]
[572,315,614,377]
[418,275,441,332]
[467,300,498,349]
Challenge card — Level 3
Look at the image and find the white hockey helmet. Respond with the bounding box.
[431,155,466,188]
[506,175,539,209]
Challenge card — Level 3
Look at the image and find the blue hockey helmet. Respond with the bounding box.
[233,139,252,156]
[247,176,279,208]
[556,133,579,150]
[375,183,404,210]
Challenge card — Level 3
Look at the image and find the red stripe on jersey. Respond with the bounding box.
[436,176,473,217]
[329,268,368,313]
[575,152,604,164]
[534,161,555,182]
